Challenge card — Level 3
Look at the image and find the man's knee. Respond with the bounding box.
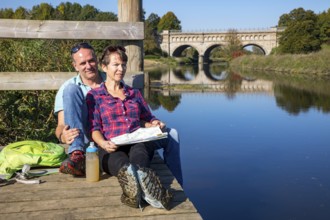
[63,84,82,97]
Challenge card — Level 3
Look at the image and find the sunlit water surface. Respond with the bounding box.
[152,91,330,220]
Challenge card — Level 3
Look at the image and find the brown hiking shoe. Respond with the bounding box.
[59,150,85,176]
[117,164,142,209]
[136,167,172,210]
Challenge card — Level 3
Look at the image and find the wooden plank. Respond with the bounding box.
[0,147,202,220]
[0,72,76,90]
[0,72,144,90]
[0,19,144,40]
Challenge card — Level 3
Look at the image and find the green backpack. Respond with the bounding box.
[0,140,67,180]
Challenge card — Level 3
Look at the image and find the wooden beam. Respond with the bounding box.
[0,72,144,90]
[0,19,144,40]
[118,0,144,72]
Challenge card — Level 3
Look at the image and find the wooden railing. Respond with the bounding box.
[0,0,145,89]
[0,19,143,40]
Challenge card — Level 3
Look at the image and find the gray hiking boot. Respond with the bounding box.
[117,164,142,209]
[136,167,172,210]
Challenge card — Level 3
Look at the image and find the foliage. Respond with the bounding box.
[55,2,82,20]
[158,94,181,112]
[277,8,322,54]
[0,91,57,146]
[146,90,181,112]
[229,44,330,77]
[145,13,161,55]
[0,2,120,145]
[274,84,330,115]
[31,3,55,20]
[218,29,244,61]
[144,11,182,56]
[317,9,330,44]
[0,39,73,72]
[157,11,182,32]
[0,3,118,72]
[13,7,29,19]
[0,8,14,18]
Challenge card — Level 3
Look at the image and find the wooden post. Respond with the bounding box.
[118,0,144,72]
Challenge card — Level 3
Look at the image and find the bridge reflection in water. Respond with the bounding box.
[148,64,273,94]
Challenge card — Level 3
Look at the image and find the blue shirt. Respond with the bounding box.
[54,72,106,114]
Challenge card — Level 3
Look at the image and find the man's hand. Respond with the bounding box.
[60,125,80,144]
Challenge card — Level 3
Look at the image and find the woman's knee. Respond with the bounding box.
[167,128,180,143]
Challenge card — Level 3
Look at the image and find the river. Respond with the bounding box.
[1,63,330,219]
[146,63,330,220]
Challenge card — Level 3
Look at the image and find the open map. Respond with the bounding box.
[110,126,168,146]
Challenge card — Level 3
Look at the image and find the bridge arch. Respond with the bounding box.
[242,43,266,55]
[172,44,198,57]
[160,28,281,64]
[203,44,223,63]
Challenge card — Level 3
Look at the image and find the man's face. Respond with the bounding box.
[72,48,98,81]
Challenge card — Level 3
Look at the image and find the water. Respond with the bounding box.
[147,65,330,220]
[1,65,330,219]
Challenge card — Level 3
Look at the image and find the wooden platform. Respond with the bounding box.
[0,146,202,220]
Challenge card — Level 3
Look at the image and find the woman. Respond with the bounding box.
[86,45,171,210]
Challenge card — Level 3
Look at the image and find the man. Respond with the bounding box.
[54,43,183,185]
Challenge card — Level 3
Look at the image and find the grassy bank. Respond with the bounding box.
[229,45,330,78]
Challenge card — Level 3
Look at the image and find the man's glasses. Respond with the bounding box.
[71,42,94,54]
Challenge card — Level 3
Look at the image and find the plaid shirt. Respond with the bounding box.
[86,82,157,140]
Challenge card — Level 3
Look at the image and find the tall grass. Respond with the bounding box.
[230,45,330,78]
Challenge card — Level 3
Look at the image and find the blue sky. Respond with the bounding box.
[1,0,329,31]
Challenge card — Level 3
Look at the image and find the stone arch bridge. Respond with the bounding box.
[159,28,282,63]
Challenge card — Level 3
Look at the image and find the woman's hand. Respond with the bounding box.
[151,120,166,130]
[101,140,118,153]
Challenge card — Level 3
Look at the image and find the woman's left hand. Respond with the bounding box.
[151,120,166,129]
[101,140,118,153]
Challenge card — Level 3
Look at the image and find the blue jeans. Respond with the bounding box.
[63,84,89,154]
[149,128,183,186]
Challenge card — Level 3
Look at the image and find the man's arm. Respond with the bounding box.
[55,111,65,143]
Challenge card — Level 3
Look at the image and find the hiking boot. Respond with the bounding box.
[136,167,172,210]
[117,164,142,209]
[59,150,85,176]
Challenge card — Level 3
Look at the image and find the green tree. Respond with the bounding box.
[157,11,181,32]
[219,29,244,60]
[95,12,118,21]
[0,8,14,18]
[317,9,330,44]
[278,8,321,54]
[54,2,82,20]
[13,7,29,19]
[145,13,161,54]
[78,4,99,20]
[30,3,55,20]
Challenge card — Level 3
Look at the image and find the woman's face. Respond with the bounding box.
[103,53,127,82]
